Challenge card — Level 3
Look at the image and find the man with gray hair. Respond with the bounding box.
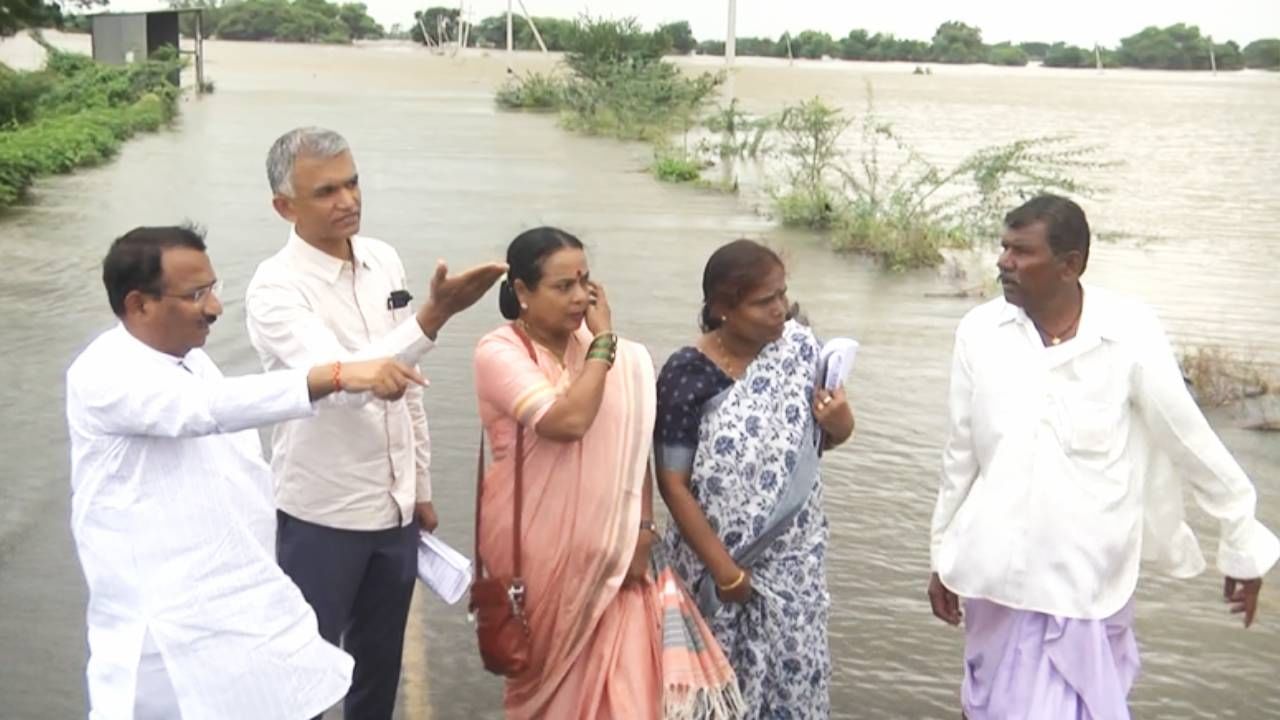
[246,127,505,718]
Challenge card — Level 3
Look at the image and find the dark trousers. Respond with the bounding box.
[277,511,417,720]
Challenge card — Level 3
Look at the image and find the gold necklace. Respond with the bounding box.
[518,319,566,366]
[1039,301,1084,346]
[714,330,741,377]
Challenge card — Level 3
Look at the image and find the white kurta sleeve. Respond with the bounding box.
[245,279,434,367]
[70,364,314,439]
[1133,309,1280,581]
[931,330,981,571]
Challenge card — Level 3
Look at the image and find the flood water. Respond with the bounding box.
[1,34,1277,719]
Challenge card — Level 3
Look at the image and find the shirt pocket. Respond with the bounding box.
[1064,398,1126,456]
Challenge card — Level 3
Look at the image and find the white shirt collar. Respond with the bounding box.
[992,283,1122,342]
[115,322,194,368]
[286,227,370,285]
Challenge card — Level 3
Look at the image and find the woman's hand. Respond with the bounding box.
[814,386,855,446]
[585,281,613,336]
[623,527,654,586]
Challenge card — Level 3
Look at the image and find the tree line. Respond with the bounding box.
[407,10,1277,72]
[7,0,1279,68]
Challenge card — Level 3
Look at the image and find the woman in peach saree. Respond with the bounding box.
[473,227,743,719]
[472,226,661,718]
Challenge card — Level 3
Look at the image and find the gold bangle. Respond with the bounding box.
[717,569,746,592]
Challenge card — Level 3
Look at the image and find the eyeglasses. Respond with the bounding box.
[162,279,223,304]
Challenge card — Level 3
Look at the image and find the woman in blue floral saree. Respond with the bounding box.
[656,240,856,718]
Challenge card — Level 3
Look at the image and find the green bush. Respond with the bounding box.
[492,17,720,142]
[563,16,672,82]
[494,71,565,110]
[831,199,966,270]
[771,97,851,228]
[651,149,702,183]
[769,92,1111,270]
[987,43,1028,66]
[559,60,720,142]
[215,0,366,43]
[0,63,54,127]
[0,49,181,209]
[1243,39,1280,69]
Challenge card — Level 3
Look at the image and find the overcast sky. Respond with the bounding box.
[97,0,1280,46]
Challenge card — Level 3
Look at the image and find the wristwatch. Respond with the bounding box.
[639,519,657,534]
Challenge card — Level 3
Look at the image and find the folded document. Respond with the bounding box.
[416,532,473,605]
[819,337,859,390]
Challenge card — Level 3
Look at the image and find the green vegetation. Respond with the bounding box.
[494,21,1111,266]
[493,70,563,110]
[0,43,183,209]
[702,21,1272,71]
[2,0,103,36]
[168,0,384,43]
[766,95,1110,270]
[1116,24,1242,70]
[651,148,703,183]
[987,43,1029,67]
[1243,39,1280,69]
[496,17,721,144]
[1044,43,1118,69]
[440,9,1278,73]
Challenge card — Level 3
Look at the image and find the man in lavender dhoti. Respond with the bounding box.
[927,195,1279,719]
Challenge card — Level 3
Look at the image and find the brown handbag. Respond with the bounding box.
[469,325,536,677]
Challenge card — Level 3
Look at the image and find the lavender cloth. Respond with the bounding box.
[962,598,1141,720]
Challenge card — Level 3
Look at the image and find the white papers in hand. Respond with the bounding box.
[416,532,473,605]
[819,337,859,390]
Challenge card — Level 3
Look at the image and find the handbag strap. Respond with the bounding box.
[474,323,538,587]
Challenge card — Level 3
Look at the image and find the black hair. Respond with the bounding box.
[1004,194,1091,273]
[700,239,785,332]
[498,226,586,320]
[102,224,207,318]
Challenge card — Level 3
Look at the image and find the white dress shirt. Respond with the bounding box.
[931,285,1280,619]
[246,229,434,531]
[66,325,353,720]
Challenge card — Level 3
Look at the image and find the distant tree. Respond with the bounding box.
[338,3,383,39]
[735,36,779,58]
[931,21,985,63]
[1211,40,1244,70]
[468,14,503,46]
[987,42,1028,66]
[792,30,838,59]
[840,29,870,60]
[1243,38,1280,69]
[2,0,105,35]
[1116,23,1222,70]
[867,33,929,62]
[1018,41,1051,60]
[524,17,576,50]
[410,6,458,44]
[658,20,695,54]
[169,0,230,38]
[696,39,725,56]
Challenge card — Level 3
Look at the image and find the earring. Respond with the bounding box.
[520,303,528,310]
[720,316,727,322]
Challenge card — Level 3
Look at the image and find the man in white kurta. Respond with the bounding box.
[928,195,1278,719]
[66,225,423,719]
